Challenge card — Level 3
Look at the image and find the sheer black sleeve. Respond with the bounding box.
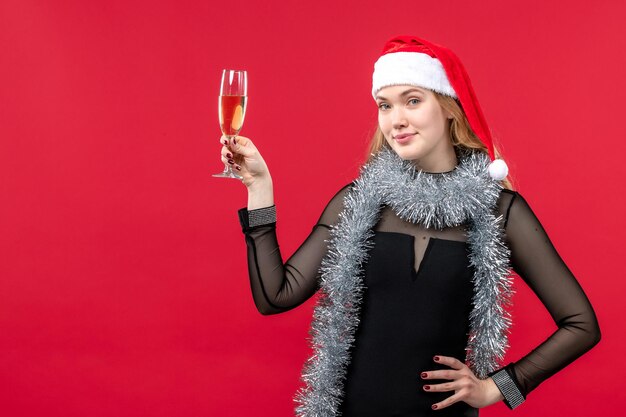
[493,190,601,402]
[237,183,353,315]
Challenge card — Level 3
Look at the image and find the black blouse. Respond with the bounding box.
[237,183,601,415]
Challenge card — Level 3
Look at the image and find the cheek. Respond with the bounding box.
[425,108,447,133]
[378,115,390,137]
[411,111,430,127]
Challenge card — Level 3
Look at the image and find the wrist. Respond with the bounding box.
[484,377,505,405]
[489,367,525,410]
[247,176,274,210]
[248,175,273,192]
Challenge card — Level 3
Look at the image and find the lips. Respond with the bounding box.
[393,133,416,143]
[394,133,415,140]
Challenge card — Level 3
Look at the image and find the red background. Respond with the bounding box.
[1,1,623,416]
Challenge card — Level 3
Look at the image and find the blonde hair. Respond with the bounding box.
[365,92,515,191]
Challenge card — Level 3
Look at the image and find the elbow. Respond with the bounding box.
[256,304,276,316]
[257,306,278,316]
[254,301,284,316]
[560,312,602,350]
[256,303,295,316]
[579,316,602,351]
[253,291,302,315]
[590,320,602,347]
[586,310,602,348]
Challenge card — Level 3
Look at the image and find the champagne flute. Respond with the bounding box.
[213,69,248,179]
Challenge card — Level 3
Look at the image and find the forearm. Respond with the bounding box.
[247,176,274,210]
[242,224,290,315]
[238,185,327,315]
[239,181,351,315]
[239,221,327,315]
[509,309,601,395]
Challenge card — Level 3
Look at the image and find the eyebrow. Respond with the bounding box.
[375,88,425,101]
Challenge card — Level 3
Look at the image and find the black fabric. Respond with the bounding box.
[338,231,477,417]
[238,182,601,415]
[238,207,251,232]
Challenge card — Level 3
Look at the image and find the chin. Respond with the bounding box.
[391,146,420,161]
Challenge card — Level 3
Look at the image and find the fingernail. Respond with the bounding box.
[432,404,438,410]
[421,372,427,379]
[223,139,228,145]
[226,152,232,159]
[235,165,241,171]
[228,159,234,165]
[424,385,430,390]
[434,356,440,362]
[233,137,237,145]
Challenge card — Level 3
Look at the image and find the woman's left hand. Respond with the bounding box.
[421,355,504,410]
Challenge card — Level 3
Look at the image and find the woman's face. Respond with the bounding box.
[376,85,455,172]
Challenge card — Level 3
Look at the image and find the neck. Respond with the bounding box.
[409,148,459,174]
[373,145,496,229]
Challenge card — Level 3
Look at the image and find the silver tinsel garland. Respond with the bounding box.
[293,146,514,417]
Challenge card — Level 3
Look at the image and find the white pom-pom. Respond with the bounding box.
[488,159,508,181]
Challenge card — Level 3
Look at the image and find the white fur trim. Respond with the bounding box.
[372,52,457,99]
[488,159,509,181]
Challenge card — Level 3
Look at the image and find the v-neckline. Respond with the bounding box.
[373,231,469,280]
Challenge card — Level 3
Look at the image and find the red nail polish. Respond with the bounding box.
[233,137,237,144]
[434,356,440,362]
[228,159,234,164]
[421,372,427,378]
[432,404,438,410]
[226,153,232,158]
[235,166,241,171]
[424,385,430,390]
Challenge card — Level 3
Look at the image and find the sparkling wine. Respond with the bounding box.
[213,69,247,179]
[219,95,247,137]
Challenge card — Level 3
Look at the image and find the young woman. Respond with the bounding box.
[219,36,601,417]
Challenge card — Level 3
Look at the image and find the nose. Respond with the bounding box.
[391,107,408,129]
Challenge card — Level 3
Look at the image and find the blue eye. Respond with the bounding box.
[378,103,390,110]
[408,98,421,105]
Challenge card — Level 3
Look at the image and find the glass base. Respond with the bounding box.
[212,165,243,180]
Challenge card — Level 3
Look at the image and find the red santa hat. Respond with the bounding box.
[372,35,508,181]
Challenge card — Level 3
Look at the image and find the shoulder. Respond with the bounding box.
[496,188,542,231]
[325,181,355,208]
[316,181,355,226]
[495,188,522,229]
[496,188,518,209]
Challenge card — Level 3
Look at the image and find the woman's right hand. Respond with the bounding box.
[219,135,272,189]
